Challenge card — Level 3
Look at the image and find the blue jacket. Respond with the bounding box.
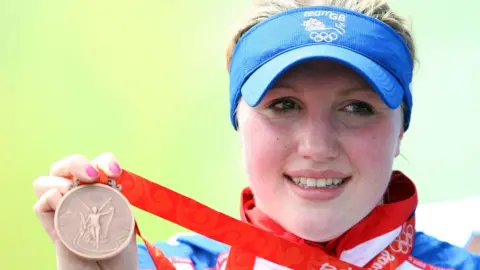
[137,231,480,270]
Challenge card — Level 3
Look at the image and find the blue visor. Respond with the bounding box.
[229,6,413,130]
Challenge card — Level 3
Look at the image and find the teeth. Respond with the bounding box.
[291,177,346,188]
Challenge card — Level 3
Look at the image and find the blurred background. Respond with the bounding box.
[0,0,479,268]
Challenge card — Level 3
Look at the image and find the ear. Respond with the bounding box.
[394,127,404,157]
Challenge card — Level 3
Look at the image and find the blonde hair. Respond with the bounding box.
[225,0,416,72]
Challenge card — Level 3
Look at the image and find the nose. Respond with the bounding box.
[296,116,340,162]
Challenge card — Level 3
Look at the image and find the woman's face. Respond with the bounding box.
[237,60,404,242]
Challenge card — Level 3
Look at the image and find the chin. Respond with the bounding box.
[280,209,350,242]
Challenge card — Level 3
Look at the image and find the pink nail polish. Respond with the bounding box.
[86,165,99,178]
[110,162,121,174]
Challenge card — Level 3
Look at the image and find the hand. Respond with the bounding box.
[33,153,138,270]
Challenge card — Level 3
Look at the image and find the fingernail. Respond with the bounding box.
[86,165,99,178]
[109,162,121,174]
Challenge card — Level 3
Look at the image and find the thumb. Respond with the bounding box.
[33,188,63,241]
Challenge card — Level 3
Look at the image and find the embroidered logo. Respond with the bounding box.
[389,223,414,254]
[320,262,353,270]
[302,18,346,43]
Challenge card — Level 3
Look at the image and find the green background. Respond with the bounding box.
[1,0,479,268]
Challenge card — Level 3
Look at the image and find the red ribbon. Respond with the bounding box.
[87,169,448,270]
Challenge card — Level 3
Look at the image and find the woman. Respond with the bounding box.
[32,0,480,269]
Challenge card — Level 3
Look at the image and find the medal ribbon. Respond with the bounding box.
[86,169,446,270]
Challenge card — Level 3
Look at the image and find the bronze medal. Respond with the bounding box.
[54,179,135,261]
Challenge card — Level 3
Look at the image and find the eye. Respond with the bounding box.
[343,101,375,116]
[268,98,301,113]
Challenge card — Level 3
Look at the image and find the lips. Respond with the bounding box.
[285,169,351,179]
[284,173,351,201]
[291,176,347,188]
[285,174,350,189]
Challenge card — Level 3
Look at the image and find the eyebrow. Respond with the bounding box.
[270,81,300,92]
[337,87,375,97]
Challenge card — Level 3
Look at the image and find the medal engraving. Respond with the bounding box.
[54,182,135,260]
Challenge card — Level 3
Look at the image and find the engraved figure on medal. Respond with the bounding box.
[54,179,135,260]
[75,197,114,251]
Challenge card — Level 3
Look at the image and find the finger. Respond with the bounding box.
[34,188,63,214]
[49,154,99,183]
[33,176,72,199]
[91,152,122,178]
[33,188,63,240]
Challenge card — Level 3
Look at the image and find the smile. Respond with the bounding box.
[286,175,349,189]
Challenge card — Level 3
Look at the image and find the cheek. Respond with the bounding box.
[344,119,400,188]
[238,109,293,194]
[354,131,395,164]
